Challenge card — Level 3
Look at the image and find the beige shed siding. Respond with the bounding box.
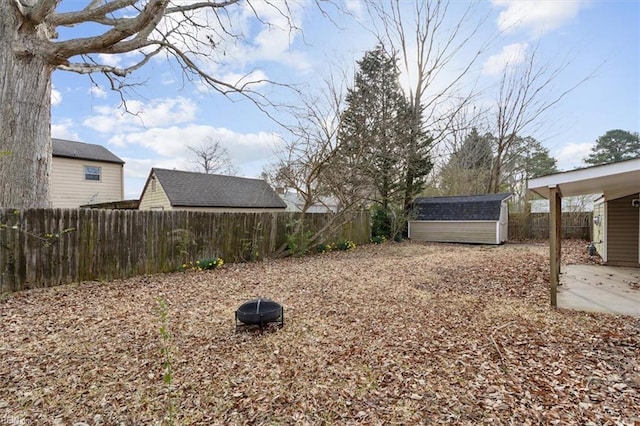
[592,201,606,260]
[138,178,172,210]
[51,157,123,208]
[606,194,639,266]
[409,221,498,244]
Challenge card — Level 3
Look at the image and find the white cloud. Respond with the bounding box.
[83,94,280,189]
[245,2,312,72]
[161,73,176,85]
[94,50,153,71]
[193,70,271,94]
[482,42,528,75]
[345,0,364,20]
[51,87,62,106]
[51,119,80,141]
[221,70,270,89]
[83,97,198,133]
[155,1,312,79]
[553,142,593,171]
[117,125,280,198]
[88,86,108,98]
[96,53,122,67]
[122,158,158,179]
[110,124,278,165]
[109,125,209,157]
[492,0,585,37]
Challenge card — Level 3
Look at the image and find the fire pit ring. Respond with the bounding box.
[235,298,284,331]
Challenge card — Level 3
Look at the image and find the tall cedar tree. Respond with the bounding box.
[337,45,431,210]
[401,104,433,211]
[440,128,493,195]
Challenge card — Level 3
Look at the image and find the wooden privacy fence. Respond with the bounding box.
[0,209,370,293]
[508,212,592,241]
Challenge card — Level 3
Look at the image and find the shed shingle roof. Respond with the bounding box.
[411,193,512,221]
[52,138,124,164]
[151,168,287,209]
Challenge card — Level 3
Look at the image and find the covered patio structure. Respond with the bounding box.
[528,158,640,308]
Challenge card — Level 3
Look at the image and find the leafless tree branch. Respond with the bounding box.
[487,44,594,192]
[188,137,237,175]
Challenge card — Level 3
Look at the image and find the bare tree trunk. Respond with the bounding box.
[0,5,53,208]
[402,111,421,211]
[488,154,502,193]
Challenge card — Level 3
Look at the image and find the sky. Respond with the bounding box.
[50,0,640,200]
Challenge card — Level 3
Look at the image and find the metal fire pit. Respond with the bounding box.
[235,298,284,331]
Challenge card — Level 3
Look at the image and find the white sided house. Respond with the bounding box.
[51,138,124,208]
[138,168,287,212]
[408,193,512,245]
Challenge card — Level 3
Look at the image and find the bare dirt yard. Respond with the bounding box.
[1,240,638,425]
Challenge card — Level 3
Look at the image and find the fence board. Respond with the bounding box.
[508,212,592,241]
[0,209,370,292]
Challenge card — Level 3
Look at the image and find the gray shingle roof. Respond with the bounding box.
[151,168,287,209]
[411,193,512,221]
[52,138,124,164]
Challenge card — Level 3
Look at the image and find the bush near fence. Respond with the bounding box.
[0,209,370,293]
[508,212,592,241]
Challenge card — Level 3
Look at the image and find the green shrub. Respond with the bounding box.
[179,257,224,272]
[371,205,392,239]
[335,240,356,251]
[197,257,224,270]
[371,235,386,244]
[316,243,332,254]
[287,229,313,256]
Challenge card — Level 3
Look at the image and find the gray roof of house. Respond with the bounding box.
[411,193,512,221]
[151,168,287,209]
[52,138,124,164]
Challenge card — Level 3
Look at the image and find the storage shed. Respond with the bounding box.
[408,193,512,244]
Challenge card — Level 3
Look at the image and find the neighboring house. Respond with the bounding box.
[138,168,287,212]
[408,193,512,245]
[51,138,124,208]
[278,190,340,213]
[529,158,640,268]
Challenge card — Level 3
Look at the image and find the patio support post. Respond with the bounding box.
[549,185,562,307]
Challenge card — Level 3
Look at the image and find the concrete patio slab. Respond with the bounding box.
[559,265,640,317]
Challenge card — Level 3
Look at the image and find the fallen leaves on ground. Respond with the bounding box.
[0,240,638,425]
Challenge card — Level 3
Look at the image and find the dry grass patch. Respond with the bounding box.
[0,241,638,425]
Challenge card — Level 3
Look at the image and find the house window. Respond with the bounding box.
[84,166,101,181]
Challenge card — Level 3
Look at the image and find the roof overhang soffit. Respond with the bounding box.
[528,159,640,199]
